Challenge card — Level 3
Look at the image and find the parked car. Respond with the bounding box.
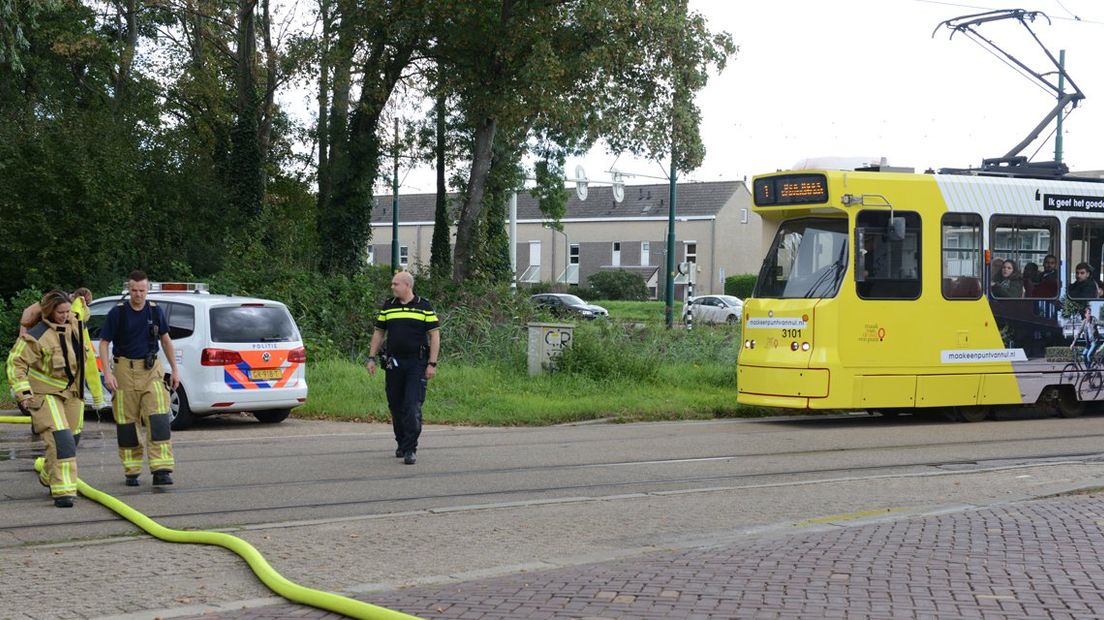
[86,282,307,429]
[529,293,609,320]
[682,295,743,325]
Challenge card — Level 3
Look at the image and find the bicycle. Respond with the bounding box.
[1062,340,1104,401]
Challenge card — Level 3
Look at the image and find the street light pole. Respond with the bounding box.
[391,117,400,271]
[665,156,677,329]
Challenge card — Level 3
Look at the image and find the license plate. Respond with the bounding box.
[250,369,283,381]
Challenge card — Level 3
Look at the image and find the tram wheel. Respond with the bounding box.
[1056,387,1086,418]
[957,407,990,423]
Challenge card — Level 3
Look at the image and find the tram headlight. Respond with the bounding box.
[744,339,751,349]
[801,342,811,351]
[790,341,799,351]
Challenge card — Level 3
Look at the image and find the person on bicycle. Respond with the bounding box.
[1071,304,1103,367]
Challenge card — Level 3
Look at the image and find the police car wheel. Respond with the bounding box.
[253,409,290,424]
[169,385,196,430]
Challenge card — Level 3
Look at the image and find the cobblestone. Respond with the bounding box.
[165,493,1104,619]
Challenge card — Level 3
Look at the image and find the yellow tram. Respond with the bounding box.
[736,166,1104,421]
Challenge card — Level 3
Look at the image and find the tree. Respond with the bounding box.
[316,0,432,274]
[429,88,452,279]
[438,0,736,282]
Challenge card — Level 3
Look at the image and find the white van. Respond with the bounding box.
[86,283,308,429]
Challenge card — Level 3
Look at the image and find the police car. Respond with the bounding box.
[86,283,308,429]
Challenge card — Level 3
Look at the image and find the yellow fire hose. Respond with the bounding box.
[1,415,420,620]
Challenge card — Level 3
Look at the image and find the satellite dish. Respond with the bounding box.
[611,168,625,203]
[574,165,588,201]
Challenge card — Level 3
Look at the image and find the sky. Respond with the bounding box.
[379,0,1104,195]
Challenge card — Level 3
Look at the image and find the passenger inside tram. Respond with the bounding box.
[1022,262,1040,297]
[1034,254,1059,297]
[1069,262,1100,300]
[991,259,1023,298]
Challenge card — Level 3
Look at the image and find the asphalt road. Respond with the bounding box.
[4,409,1104,619]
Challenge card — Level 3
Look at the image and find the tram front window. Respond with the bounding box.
[755,218,849,299]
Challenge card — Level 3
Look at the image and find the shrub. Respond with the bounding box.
[557,321,660,382]
[587,270,647,301]
[725,273,757,298]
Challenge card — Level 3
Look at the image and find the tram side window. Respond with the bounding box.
[1068,219,1104,300]
[941,213,983,300]
[990,215,1058,299]
[855,210,921,300]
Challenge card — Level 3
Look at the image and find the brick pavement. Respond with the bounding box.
[172,493,1104,620]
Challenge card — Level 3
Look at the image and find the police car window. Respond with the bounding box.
[210,306,297,343]
[86,302,112,339]
[165,302,195,340]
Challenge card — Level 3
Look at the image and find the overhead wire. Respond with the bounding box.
[914,0,1104,25]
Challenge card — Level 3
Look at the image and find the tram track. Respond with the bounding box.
[3,444,1102,533]
[7,424,1104,470]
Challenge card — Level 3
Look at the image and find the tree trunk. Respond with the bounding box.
[430,88,451,279]
[229,0,263,219]
[258,0,277,185]
[452,116,497,282]
[112,0,138,113]
[315,0,332,207]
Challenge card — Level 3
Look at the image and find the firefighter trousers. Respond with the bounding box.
[30,392,82,498]
[111,358,174,476]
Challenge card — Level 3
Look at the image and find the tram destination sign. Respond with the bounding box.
[754,174,828,206]
[1042,193,1104,212]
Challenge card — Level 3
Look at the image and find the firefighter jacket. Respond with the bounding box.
[7,316,85,401]
[70,297,105,406]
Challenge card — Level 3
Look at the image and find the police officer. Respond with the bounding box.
[98,270,179,486]
[366,271,440,465]
[6,291,86,507]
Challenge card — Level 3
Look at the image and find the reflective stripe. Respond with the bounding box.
[29,369,68,389]
[378,310,437,322]
[51,462,77,495]
[7,340,27,388]
[11,381,30,393]
[122,449,142,469]
[45,395,66,430]
[114,390,125,424]
[152,379,167,413]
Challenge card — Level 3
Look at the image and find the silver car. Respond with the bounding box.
[682,295,743,325]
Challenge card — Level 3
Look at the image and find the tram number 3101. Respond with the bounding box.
[781,329,803,338]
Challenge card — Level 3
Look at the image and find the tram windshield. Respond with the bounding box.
[755,218,849,299]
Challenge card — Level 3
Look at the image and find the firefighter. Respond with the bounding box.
[17,288,107,428]
[98,270,179,487]
[6,291,86,507]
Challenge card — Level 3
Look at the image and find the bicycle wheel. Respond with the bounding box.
[1062,362,1082,386]
[1079,370,1104,401]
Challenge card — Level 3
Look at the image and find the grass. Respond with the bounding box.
[299,357,749,426]
[0,302,761,425]
[597,300,677,325]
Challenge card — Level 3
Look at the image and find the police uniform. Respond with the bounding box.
[100,300,175,482]
[375,295,439,458]
[6,316,85,505]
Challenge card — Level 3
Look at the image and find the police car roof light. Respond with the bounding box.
[149,282,210,293]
